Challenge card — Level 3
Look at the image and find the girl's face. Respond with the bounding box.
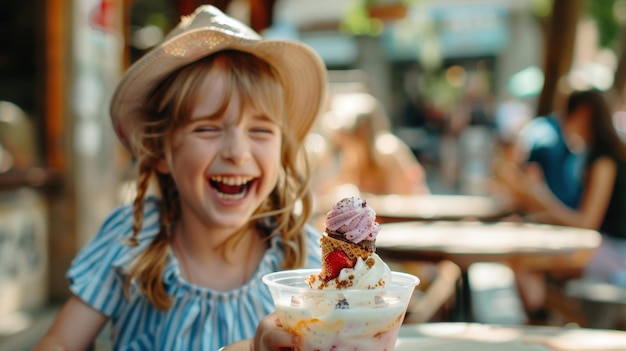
[158,70,282,231]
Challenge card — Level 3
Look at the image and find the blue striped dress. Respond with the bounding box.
[67,196,322,350]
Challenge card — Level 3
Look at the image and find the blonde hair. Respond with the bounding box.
[123,50,314,309]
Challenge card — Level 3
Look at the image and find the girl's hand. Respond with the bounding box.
[253,312,300,351]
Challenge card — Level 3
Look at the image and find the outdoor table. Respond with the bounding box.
[363,193,515,223]
[376,221,601,271]
[376,221,602,321]
[396,322,626,350]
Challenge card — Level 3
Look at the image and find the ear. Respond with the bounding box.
[156,157,170,174]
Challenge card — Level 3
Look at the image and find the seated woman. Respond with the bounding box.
[497,89,626,292]
[313,92,430,207]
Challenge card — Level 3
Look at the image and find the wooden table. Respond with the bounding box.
[363,194,515,223]
[376,221,602,322]
[396,322,626,350]
[376,221,601,271]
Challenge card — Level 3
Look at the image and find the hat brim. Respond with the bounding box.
[110,28,327,152]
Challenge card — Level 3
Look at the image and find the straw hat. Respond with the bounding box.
[110,5,327,153]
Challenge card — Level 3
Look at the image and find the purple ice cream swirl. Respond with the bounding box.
[324,197,380,243]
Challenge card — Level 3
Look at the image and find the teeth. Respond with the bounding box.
[216,191,246,200]
[210,176,253,185]
[210,175,253,200]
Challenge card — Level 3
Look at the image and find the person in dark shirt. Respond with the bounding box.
[499,89,626,285]
[517,113,585,209]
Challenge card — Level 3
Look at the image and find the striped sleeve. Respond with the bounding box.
[66,200,160,318]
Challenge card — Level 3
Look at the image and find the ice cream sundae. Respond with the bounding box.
[262,197,419,351]
[307,196,391,290]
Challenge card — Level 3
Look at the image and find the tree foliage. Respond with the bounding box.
[586,0,620,48]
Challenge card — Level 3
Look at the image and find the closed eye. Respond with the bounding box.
[250,128,275,134]
[249,113,280,135]
[191,122,221,133]
[249,125,280,141]
[194,126,219,133]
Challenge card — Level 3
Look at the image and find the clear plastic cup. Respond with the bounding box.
[262,269,419,351]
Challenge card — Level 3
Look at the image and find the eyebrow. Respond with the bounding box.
[251,113,276,123]
[191,113,222,121]
[190,111,277,125]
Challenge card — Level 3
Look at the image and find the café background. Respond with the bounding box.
[1,0,623,345]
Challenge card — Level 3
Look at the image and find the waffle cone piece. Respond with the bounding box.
[321,233,372,261]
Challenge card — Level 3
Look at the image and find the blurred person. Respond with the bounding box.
[398,67,447,166]
[316,92,430,200]
[498,89,626,289]
[503,101,585,210]
[400,65,448,134]
[34,6,327,351]
[493,95,533,163]
[439,72,496,193]
[492,89,587,319]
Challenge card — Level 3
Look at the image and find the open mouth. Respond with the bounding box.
[209,175,255,200]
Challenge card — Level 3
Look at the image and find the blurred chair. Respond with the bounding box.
[387,260,461,324]
[468,262,528,325]
[564,279,626,329]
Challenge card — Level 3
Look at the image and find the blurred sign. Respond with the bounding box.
[431,4,508,57]
[89,0,117,33]
[383,3,509,61]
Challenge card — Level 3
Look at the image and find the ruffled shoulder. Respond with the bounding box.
[260,223,321,270]
[67,197,162,317]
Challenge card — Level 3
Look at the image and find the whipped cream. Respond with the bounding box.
[308,253,391,290]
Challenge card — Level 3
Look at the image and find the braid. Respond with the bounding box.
[127,163,153,246]
[124,159,178,310]
[156,172,180,229]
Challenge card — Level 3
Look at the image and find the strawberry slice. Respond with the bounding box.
[322,250,356,281]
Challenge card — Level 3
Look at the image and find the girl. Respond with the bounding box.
[34,5,327,351]
[498,89,626,284]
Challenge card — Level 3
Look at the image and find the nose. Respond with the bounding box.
[221,127,251,165]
